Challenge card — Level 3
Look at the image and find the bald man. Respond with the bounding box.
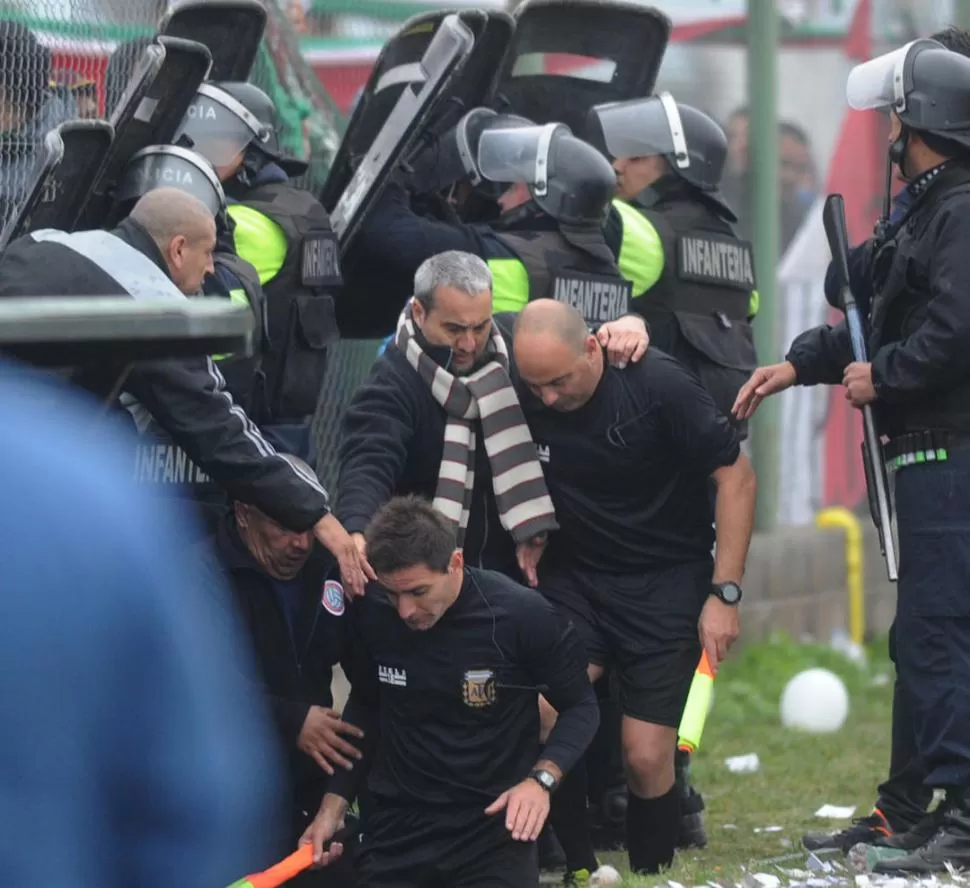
[511,299,756,877]
[128,187,218,295]
[0,190,372,596]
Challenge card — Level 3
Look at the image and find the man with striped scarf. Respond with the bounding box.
[336,249,649,581]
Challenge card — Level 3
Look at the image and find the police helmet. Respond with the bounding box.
[411,107,534,196]
[476,123,617,226]
[174,81,308,178]
[587,93,734,216]
[115,144,227,217]
[847,38,970,148]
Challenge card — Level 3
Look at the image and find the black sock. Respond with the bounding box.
[549,759,599,874]
[627,784,681,874]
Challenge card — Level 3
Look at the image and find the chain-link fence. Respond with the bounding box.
[0,0,345,205]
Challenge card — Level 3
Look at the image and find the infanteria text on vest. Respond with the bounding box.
[677,233,756,291]
[551,271,633,325]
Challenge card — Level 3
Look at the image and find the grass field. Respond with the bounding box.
[602,633,895,887]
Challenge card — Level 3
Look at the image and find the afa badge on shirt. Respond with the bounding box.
[462,669,497,708]
[321,580,345,616]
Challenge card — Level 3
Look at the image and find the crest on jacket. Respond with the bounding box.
[321,580,345,616]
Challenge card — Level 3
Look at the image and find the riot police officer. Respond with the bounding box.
[356,111,638,331]
[174,81,342,464]
[588,93,759,429]
[734,38,970,875]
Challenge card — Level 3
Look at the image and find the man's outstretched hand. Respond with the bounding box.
[732,362,797,421]
[314,514,376,597]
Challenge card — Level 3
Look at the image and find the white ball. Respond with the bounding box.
[779,667,849,733]
[589,864,623,887]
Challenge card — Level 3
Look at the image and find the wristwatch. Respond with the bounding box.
[529,768,559,793]
[712,581,743,606]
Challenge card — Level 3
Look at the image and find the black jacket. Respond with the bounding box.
[336,321,518,575]
[788,164,970,435]
[201,516,349,815]
[0,218,331,532]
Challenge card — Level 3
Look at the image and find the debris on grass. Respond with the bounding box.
[814,806,858,819]
[725,753,761,773]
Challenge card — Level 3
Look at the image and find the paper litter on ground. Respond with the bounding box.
[815,805,858,819]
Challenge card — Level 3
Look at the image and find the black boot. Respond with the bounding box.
[675,749,707,849]
[874,793,970,874]
[803,808,894,853]
[873,802,948,851]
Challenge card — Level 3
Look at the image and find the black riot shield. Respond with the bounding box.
[327,14,476,252]
[0,129,62,250]
[74,36,212,230]
[488,0,672,135]
[0,121,114,249]
[400,9,515,181]
[318,8,498,214]
[158,0,266,82]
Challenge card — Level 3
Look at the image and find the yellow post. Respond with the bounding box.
[816,507,865,646]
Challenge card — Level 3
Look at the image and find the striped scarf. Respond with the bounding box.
[395,301,558,546]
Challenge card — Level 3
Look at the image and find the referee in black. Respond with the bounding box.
[512,299,756,876]
[300,495,599,887]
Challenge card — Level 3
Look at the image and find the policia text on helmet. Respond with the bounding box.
[174,81,309,191]
[585,92,758,431]
[847,38,970,238]
[172,80,341,458]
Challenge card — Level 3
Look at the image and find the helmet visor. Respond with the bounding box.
[117,146,226,216]
[174,85,268,166]
[477,123,568,196]
[590,96,677,160]
[845,41,921,111]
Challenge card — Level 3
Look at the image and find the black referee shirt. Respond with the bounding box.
[330,568,597,810]
[520,348,741,573]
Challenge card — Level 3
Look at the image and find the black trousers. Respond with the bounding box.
[875,620,933,828]
[892,447,970,792]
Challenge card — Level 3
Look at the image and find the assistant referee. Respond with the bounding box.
[511,299,757,876]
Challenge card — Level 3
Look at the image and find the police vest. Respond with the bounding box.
[869,170,970,436]
[491,227,633,326]
[230,181,342,421]
[633,198,758,427]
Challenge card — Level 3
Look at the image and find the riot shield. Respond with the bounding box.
[401,10,516,181]
[0,120,114,249]
[0,129,62,250]
[319,8,502,214]
[158,0,266,83]
[75,36,212,230]
[328,13,476,252]
[489,0,672,135]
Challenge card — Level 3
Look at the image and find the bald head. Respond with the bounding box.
[513,299,602,412]
[129,187,214,244]
[514,299,590,355]
[129,188,216,295]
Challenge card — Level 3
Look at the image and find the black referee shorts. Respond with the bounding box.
[356,806,538,888]
[539,562,711,727]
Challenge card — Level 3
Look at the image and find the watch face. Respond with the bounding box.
[719,583,741,603]
[533,770,556,790]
